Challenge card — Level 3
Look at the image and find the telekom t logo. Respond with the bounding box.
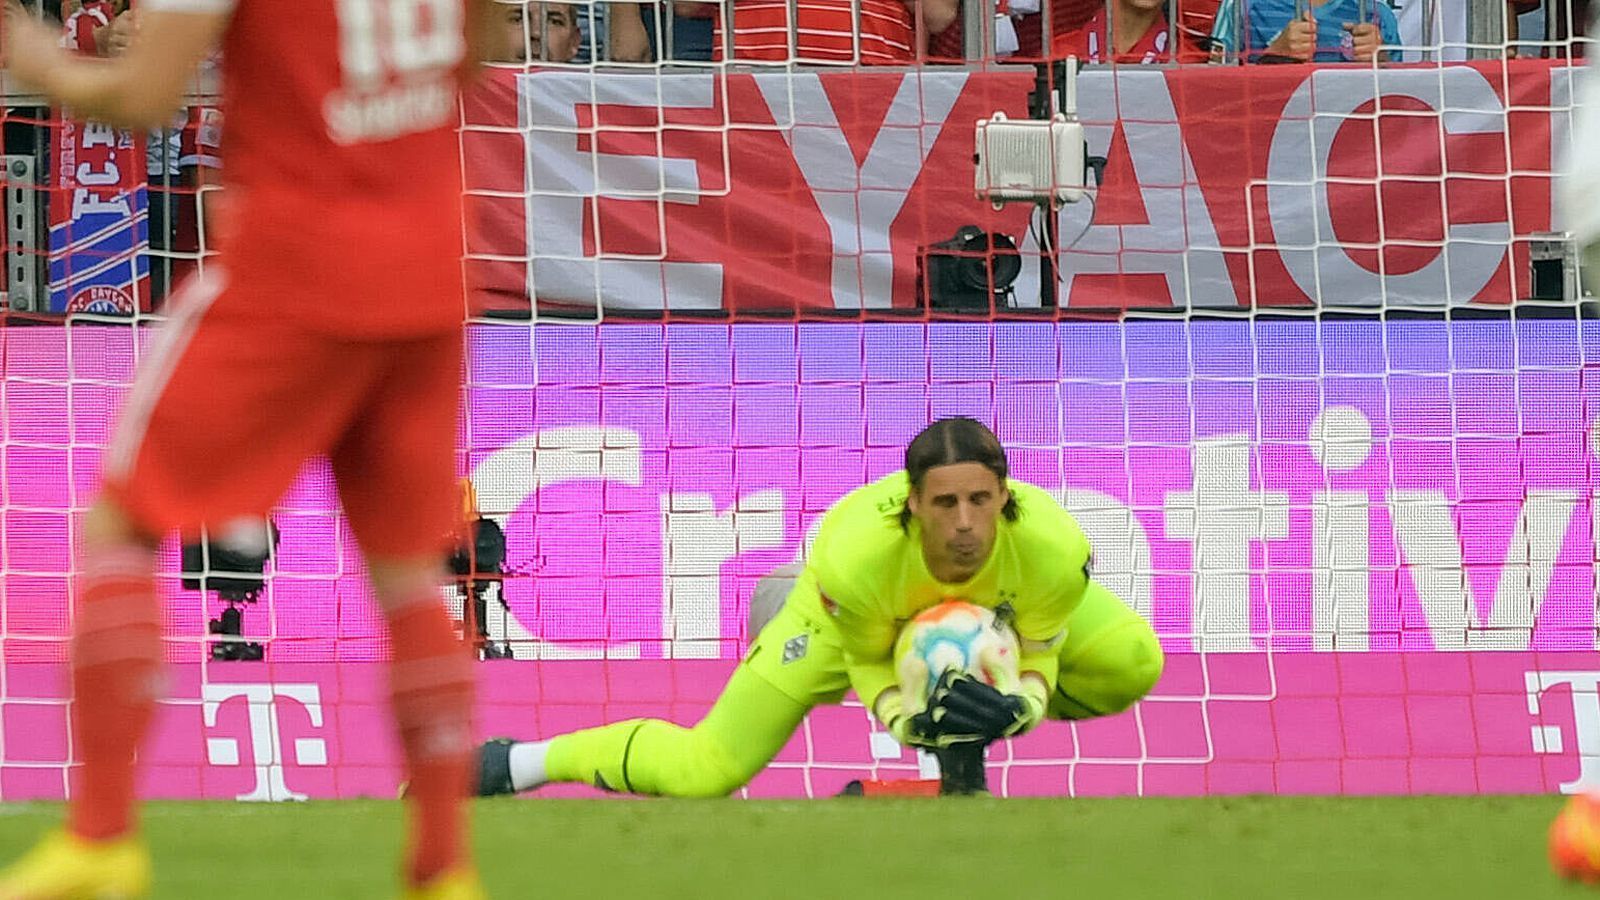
[1528,672,1600,794]
[202,683,328,802]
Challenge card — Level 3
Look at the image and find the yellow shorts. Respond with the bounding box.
[742,570,851,707]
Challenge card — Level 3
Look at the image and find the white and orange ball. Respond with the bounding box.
[894,600,1021,717]
[1550,793,1600,882]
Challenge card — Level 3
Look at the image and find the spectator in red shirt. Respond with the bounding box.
[168,103,223,292]
[63,0,122,55]
[1054,0,1202,60]
[719,0,960,64]
[1011,0,1100,59]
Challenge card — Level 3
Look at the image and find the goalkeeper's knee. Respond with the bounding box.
[1052,620,1165,720]
[1107,624,1165,713]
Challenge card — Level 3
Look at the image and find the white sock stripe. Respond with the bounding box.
[74,595,160,629]
[71,641,163,669]
[80,546,156,577]
[79,563,153,585]
[105,269,227,481]
[389,654,475,695]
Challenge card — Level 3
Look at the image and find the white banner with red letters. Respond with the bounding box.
[462,60,1569,315]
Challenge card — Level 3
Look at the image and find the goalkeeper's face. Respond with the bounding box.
[907,462,1009,583]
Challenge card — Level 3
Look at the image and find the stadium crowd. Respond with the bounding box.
[34,0,1591,73]
[529,0,1584,65]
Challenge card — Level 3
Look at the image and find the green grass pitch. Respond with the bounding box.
[0,795,1584,898]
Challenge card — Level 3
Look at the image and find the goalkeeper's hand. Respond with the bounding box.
[902,671,1043,749]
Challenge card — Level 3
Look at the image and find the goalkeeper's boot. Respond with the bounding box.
[402,866,487,900]
[475,737,517,797]
[0,828,151,900]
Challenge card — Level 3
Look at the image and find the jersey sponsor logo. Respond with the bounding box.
[323,80,457,145]
[993,600,1017,627]
[782,633,809,665]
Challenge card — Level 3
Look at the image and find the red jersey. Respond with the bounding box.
[718,0,917,64]
[144,0,469,336]
[1054,8,1172,62]
[178,105,223,172]
[167,105,222,286]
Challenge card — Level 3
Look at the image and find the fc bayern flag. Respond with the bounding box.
[47,112,151,316]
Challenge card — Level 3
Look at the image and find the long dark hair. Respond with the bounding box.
[899,417,1018,530]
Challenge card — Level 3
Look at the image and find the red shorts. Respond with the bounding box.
[102,268,462,559]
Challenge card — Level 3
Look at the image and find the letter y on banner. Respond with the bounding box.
[754,71,964,309]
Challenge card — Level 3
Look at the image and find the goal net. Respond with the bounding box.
[1,0,1598,801]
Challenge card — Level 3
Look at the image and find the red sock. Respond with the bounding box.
[68,546,162,842]
[387,601,475,885]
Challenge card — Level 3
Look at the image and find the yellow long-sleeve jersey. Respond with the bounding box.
[801,470,1094,733]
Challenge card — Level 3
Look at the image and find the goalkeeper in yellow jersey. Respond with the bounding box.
[476,417,1164,797]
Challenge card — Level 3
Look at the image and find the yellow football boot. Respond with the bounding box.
[401,867,486,900]
[0,828,151,900]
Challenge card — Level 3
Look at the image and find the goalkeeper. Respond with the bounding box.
[477,417,1164,797]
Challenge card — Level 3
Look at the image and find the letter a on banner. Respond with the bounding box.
[1048,69,1237,310]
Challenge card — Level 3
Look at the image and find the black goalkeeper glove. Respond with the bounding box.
[905,671,1031,749]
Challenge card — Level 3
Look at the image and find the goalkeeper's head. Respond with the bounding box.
[900,418,1018,583]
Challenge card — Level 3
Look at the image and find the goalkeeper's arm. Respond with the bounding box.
[845,575,1082,747]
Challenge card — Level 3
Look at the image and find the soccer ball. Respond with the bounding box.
[894,600,1021,716]
[1550,793,1600,881]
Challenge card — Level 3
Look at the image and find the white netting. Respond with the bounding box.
[1,0,1598,800]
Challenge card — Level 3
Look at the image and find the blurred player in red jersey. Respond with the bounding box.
[0,2,493,898]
